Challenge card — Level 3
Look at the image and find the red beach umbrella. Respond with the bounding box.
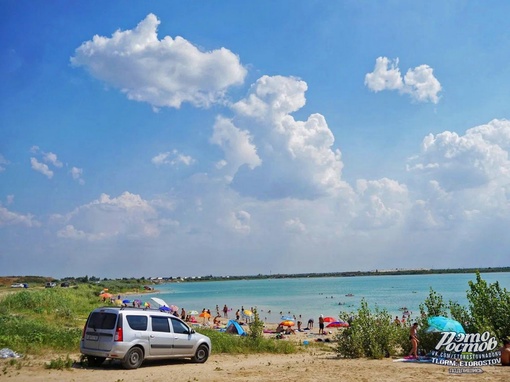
[327,321,349,328]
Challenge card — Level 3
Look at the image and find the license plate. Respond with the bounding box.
[86,334,99,341]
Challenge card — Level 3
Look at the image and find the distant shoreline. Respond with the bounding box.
[154,266,510,283]
[1,266,509,284]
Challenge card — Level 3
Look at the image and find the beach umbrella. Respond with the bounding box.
[122,299,130,304]
[189,310,199,315]
[323,316,336,323]
[243,310,253,316]
[151,297,169,307]
[199,312,211,318]
[99,292,112,299]
[427,316,465,334]
[327,321,349,328]
[280,320,295,327]
[170,305,179,313]
[159,306,171,312]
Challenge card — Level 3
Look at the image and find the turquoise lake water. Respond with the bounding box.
[141,272,510,323]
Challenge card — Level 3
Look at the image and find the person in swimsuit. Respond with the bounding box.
[318,314,325,335]
[501,339,510,366]
[408,323,419,358]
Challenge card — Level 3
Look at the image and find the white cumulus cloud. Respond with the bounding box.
[233,75,307,119]
[43,152,63,168]
[71,13,247,109]
[56,192,163,241]
[70,167,85,185]
[152,150,196,167]
[0,205,40,227]
[352,178,409,229]
[210,116,262,181]
[228,75,349,199]
[30,157,53,178]
[365,57,442,103]
[408,119,510,191]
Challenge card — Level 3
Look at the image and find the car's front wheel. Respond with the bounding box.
[192,344,209,363]
[122,347,144,369]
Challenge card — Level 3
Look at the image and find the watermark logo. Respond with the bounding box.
[448,367,484,374]
[430,331,501,368]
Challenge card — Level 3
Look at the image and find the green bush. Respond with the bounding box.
[248,309,264,340]
[336,299,407,359]
[467,271,510,340]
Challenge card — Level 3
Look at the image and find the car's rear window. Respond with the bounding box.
[88,312,117,330]
[127,315,148,331]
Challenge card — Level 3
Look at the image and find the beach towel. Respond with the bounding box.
[393,356,432,363]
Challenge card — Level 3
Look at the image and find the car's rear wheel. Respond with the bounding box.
[122,347,144,369]
[87,356,105,367]
[192,344,209,363]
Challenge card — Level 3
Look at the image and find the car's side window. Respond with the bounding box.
[126,315,147,331]
[151,316,170,332]
[171,318,190,334]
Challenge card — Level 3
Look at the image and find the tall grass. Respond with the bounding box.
[1,286,99,323]
[0,285,104,353]
[0,315,81,352]
[198,328,298,354]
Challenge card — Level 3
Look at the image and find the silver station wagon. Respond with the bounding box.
[80,307,211,369]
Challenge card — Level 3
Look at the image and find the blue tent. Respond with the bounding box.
[225,320,246,336]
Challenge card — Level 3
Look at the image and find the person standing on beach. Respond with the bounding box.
[308,318,314,329]
[223,304,228,318]
[501,339,510,366]
[408,323,419,358]
[318,314,325,335]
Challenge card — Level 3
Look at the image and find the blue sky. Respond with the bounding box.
[2,1,510,278]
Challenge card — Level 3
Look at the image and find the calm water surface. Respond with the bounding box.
[143,272,510,323]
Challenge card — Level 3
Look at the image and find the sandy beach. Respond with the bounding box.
[2,349,509,382]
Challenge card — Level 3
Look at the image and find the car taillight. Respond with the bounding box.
[114,327,123,341]
[114,313,123,341]
[81,315,90,340]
